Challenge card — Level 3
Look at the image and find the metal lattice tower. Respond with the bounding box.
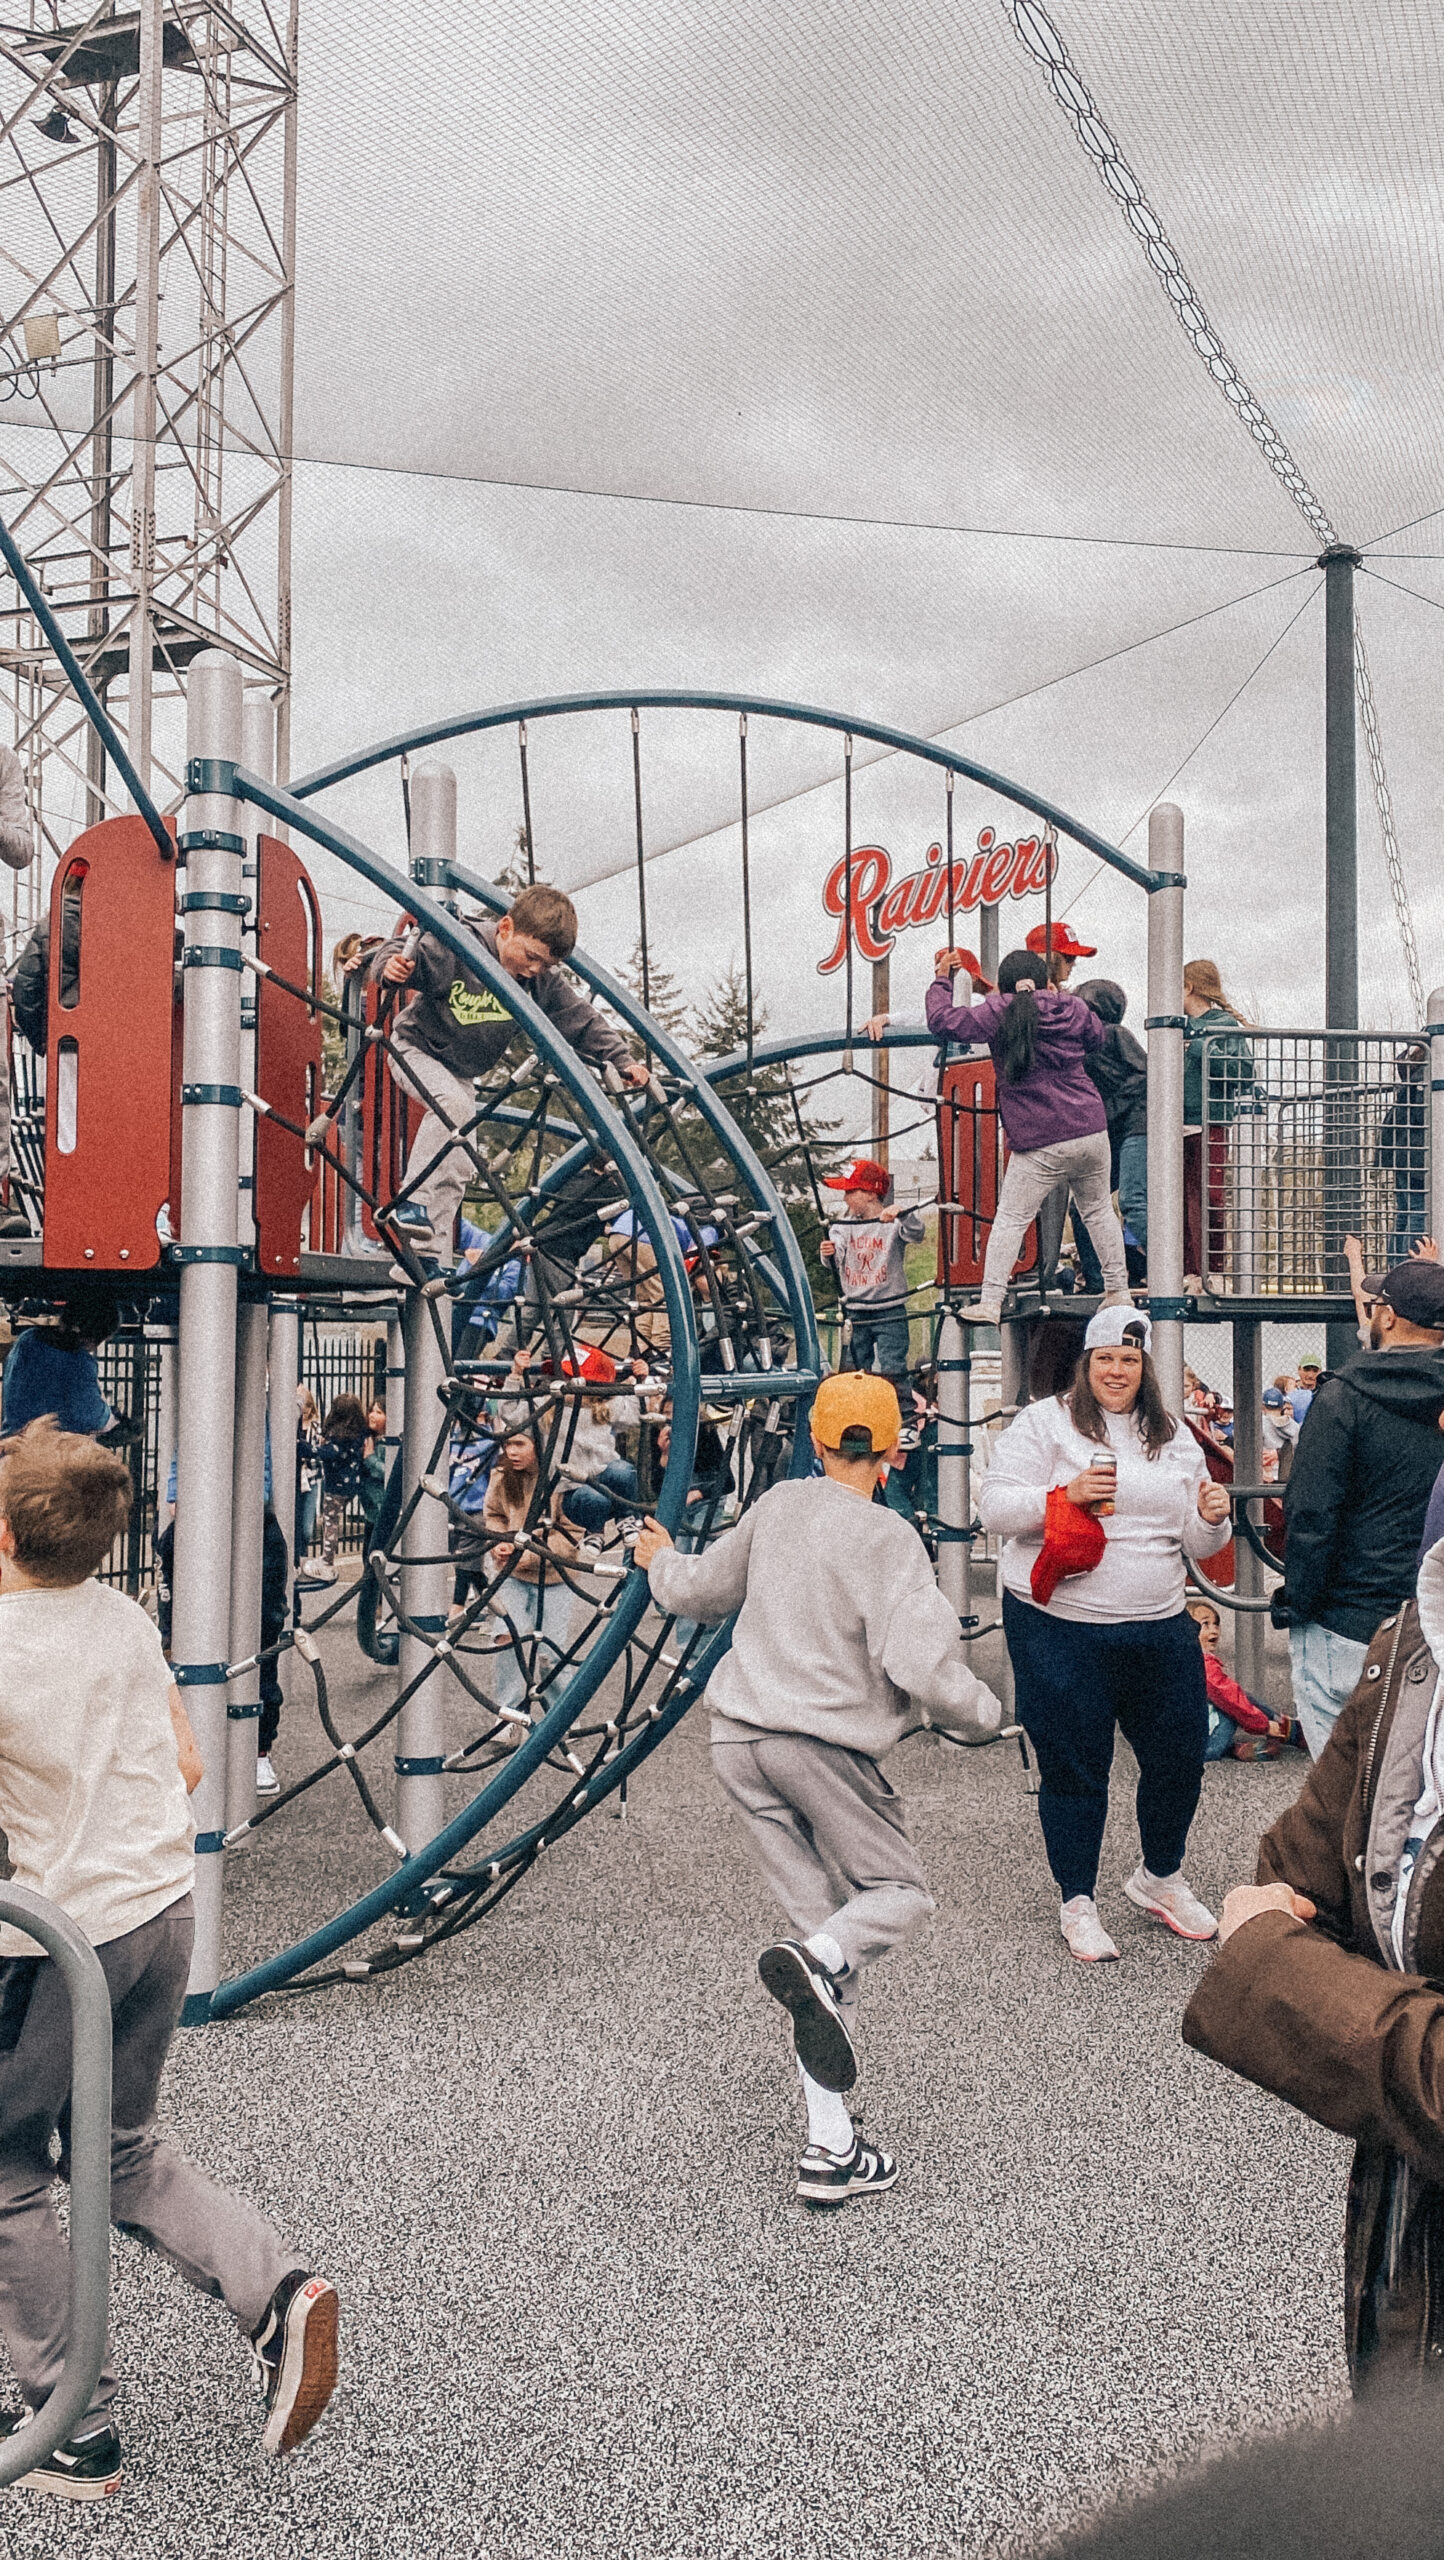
[0,0,297,947]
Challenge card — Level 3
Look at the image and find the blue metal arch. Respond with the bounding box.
[286,689,1170,893]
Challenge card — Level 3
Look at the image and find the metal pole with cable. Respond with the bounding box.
[174,650,246,2021]
[1323,544,1362,1372]
[935,1305,970,1632]
[225,1298,270,1830]
[395,764,457,1855]
[1145,804,1186,1416]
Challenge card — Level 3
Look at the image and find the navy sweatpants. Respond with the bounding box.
[1002,1591,1208,1902]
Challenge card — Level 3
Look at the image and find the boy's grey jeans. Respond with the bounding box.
[0,1895,296,2428]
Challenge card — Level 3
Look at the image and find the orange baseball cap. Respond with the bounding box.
[812,1372,902,1456]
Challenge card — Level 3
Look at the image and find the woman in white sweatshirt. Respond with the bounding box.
[978,1306,1233,1963]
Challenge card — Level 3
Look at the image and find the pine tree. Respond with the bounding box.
[691,963,839,1297]
[622,935,690,1043]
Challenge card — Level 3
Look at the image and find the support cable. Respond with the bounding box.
[1004,0,1423,1018]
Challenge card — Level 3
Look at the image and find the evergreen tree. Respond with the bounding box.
[691,963,840,1298]
[621,934,690,1043]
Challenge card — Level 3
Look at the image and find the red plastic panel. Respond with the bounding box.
[43,813,178,1272]
[254,836,323,1276]
[936,1054,1037,1292]
[357,936,416,1243]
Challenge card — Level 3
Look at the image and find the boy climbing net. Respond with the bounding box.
[635,1374,1001,2209]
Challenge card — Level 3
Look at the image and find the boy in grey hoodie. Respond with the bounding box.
[635,1373,1000,2208]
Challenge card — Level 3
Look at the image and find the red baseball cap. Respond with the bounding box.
[1026,922,1096,959]
[561,1347,617,1383]
[823,1157,890,1198]
[934,946,994,990]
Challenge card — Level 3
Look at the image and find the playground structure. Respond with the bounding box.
[0,555,1440,2021]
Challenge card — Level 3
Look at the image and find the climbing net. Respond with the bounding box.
[216,904,815,2009]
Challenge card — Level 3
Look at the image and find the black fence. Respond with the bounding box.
[76,1318,388,1592]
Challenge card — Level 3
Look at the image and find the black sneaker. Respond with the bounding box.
[250,2270,339,2455]
[757,1940,857,2092]
[0,2408,123,2500]
[796,2137,899,2209]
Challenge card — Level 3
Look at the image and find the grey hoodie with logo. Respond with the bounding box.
[371,914,630,1082]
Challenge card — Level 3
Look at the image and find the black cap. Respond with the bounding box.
[1373,1261,1444,1330]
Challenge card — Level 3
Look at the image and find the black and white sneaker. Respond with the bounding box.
[0,2408,122,2500]
[757,1939,857,2092]
[796,2138,899,2209]
[250,2270,339,2455]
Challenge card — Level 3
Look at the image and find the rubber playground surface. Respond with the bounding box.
[11,1613,1343,2558]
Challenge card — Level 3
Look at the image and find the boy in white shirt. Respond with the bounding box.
[635,1373,1001,2208]
[0,1422,337,2502]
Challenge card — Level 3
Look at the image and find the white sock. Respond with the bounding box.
[798,2062,855,2157]
[804,1928,846,1979]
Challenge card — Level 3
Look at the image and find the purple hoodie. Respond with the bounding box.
[925,978,1108,1153]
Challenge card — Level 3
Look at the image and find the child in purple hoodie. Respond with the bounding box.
[926,945,1131,1324]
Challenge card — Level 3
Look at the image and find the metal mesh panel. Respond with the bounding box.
[1197,1029,1427,1299]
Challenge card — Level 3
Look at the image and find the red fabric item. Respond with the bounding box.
[1202,1649,1271,1734]
[1030,1484,1108,1607]
[562,1347,617,1383]
[823,1156,890,1197]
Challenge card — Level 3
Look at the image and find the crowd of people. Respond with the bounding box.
[6,873,1444,2507]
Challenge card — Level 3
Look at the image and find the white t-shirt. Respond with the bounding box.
[0,1578,193,1956]
[978,1395,1230,1623]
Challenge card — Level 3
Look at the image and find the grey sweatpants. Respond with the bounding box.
[0,1895,295,2425]
[390,1042,480,1246]
[711,1727,934,2016]
[981,1128,1129,1309]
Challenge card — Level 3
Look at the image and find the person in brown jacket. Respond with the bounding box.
[479,1428,582,1722]
[1183,1534,1444,2390]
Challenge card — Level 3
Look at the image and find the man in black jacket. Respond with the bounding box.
[1274,1257,1444,1755]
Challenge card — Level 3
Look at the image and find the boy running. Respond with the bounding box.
[635,1374,1001,2207]
[0,1422,337,2501]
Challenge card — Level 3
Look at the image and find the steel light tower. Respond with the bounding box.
[0,0,297,946]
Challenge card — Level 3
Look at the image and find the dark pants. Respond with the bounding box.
[845,1307,910,1382]
[1003,1591,1208,1901]
[561,1459,641,1533]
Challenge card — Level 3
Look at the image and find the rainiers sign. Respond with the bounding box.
[818,828,1057,976]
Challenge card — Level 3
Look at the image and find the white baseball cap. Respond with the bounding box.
[1084,1305,1153,1353]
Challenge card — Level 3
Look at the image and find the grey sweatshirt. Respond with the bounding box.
[372,913,629,1082]
[648,1476,1002,1754]
[825,1207,925,1312]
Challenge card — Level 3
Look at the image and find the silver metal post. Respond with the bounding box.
[1231,1316,1267,1700]
[225,1299,270,1829]
[999,1316,1028,1416]
[174,649,245,2022]
[394,764,458,1853]
[0,1887,110,2483]
[935,1306,970,1627]
[268,1296,301,1617]
[1146,806,1186,1414]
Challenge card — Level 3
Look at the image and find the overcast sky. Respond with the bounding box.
[275,0,1444,1096]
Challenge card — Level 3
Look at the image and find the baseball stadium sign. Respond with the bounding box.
[817,828,1058,976]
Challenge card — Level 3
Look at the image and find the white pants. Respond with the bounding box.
[983,1129,1129,1309]
[390,1045,479,1247]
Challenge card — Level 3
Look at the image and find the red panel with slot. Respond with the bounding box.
[936,1053,1037,1292]
[43,813,178,1271]
[254,836,323,1277]
[356,944,415,1243]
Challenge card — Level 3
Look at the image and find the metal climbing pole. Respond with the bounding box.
[1145,805,1186,1416]
[174,649,246,2022]
[225,1299,270,1830]
[934,1306,971,1630]
[394,763,456,1854]
[1230,1316,1267,1700]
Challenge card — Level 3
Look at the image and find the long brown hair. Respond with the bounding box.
[1183,958,1250,1025]
[495,1430,540,1512]
[1065,1351,1177,1459]
[322,1393,368,1442]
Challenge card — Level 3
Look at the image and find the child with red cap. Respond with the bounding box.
[635,1373,1001,2208]
[819,1159,926,1392]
